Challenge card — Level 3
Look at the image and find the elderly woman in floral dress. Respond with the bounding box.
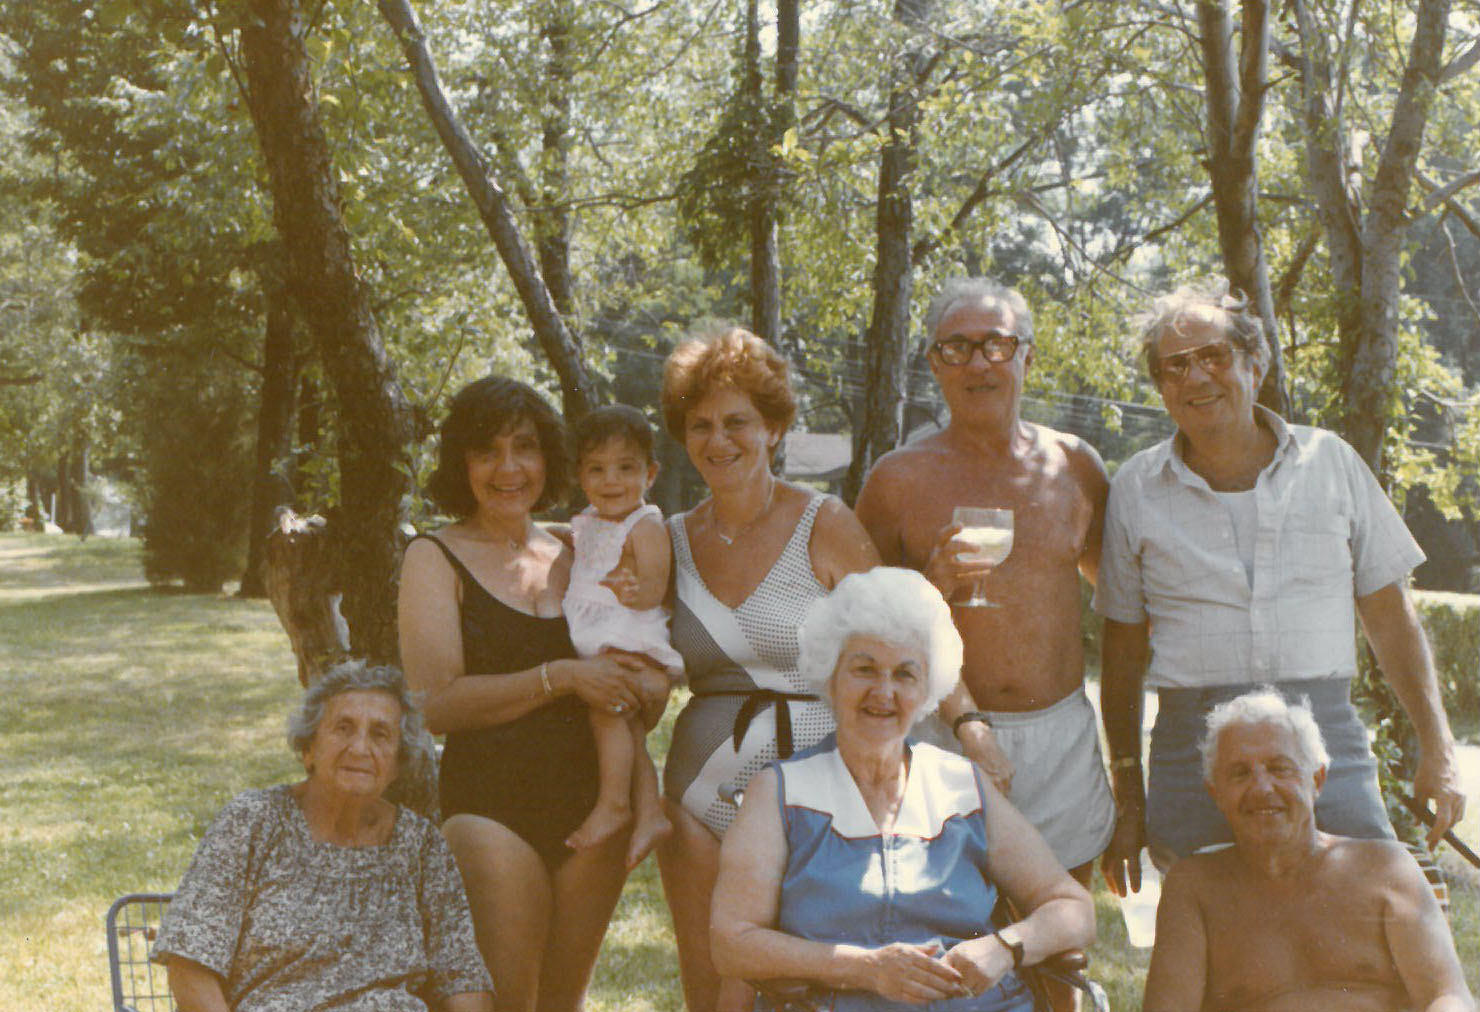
[153,661,492,1011]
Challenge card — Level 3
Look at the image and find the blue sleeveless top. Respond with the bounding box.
[770,736,1031,1012]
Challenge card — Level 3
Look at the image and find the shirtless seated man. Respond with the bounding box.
[856,277,1116,887]
[1145,689,1473,1012]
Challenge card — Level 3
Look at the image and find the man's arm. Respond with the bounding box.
[853,457,905,566]
[936,682,1014,795]
[1100,617,1149,896]
[1142,862,1208,1011]
[1356,581,1466,846]
[1380,845,1475,1011]
[1067,436,1110,588]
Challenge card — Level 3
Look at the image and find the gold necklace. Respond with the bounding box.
[715,480,777,546]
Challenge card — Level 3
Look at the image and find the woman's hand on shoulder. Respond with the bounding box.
[810,495,881,589]
[845,941,966,1004]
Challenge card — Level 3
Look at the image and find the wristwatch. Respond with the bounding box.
[991,928,1025,968]
[952,710,993,737]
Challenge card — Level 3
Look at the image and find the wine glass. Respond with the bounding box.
[951,506,1014,608]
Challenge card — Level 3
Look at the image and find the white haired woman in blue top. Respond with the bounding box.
[711,567,1093,1010]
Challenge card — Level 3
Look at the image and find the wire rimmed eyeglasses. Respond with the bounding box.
[1152,341,1236,381]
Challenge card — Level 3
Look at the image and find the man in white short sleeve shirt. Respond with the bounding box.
[1094,282,1465,895]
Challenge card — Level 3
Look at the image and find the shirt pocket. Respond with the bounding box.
[1282,512,1353,587]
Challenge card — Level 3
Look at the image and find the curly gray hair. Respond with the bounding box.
[923,277,1035,349]
[286,660,430,773]
[1199,688,1330,783]
[796,567,962,724]
[1135,280,1270,382]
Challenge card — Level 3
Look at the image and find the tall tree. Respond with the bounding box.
[1195,0,1288,411]
[377,0,599,419]
[678,0,802,348]
[1292,0,1457,469]
[239,244,300,598]
[742,0,799,344]
[843,0,931,504]
[240,0,415,660]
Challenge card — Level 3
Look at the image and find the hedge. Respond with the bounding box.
[1413,590,1480,722]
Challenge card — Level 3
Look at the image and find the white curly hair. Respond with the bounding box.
[1199,687,1330,783]
[796,567,962,725]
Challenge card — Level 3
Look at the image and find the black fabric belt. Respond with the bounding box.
[691,687,821,759]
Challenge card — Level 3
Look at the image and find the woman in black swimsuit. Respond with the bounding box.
[398,376,667,1011]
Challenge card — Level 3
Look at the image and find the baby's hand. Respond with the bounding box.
[601,564,641,606]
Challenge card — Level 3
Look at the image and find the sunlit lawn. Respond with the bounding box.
[2,531,1473,1010]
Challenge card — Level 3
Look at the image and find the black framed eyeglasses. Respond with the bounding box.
[931,333,1023,366]
[1152,341,1235,382]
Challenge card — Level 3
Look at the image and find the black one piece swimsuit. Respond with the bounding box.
[415,535,598,871]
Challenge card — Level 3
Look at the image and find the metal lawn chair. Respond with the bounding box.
[106,892,175,1012]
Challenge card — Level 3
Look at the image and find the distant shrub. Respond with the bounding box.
[1413,590,1480,719]
[0,483,21,532]
[140,386,253,593]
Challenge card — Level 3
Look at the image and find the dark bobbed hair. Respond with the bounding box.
[571,404,656,465]
[426,375,569,516]
[660,327,797,441]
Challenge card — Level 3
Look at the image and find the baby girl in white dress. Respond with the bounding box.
[563,405,681,868]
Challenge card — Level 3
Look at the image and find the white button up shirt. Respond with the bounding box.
[1093,408,1424,689]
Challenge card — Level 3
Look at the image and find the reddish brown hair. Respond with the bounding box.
[660,327,797,440]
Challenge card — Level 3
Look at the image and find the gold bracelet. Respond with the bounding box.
[1109,756,1142,772]
[539,662,553,696]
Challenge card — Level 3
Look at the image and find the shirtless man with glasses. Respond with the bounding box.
[856,279,1117,958]
[1094,281,1466,900]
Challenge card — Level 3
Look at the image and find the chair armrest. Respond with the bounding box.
[749,977,828,1012]
[1035,947,1087,973]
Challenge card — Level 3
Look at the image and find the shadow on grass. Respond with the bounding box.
[0,574,301,928]
[0,533,144,589]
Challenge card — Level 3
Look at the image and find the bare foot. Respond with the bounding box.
[624,805,673,870]
[566,801,632,851]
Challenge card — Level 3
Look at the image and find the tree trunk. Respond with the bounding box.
[24,471,44,527]
[1195,0,1288,413]
[295,371,322,491]
[377,0,599,420]
[1294,0,1452,469]
[240,0,415,663]
[1344,0,1451,468]
[240,252,299,598]
[535,5,576,321]
[56,444,93,536]
[743,0,783,346]
[843,0,929,505]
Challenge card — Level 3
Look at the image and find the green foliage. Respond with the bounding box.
[138,353,255,593]
[1356,587,1480,843]
[1413,590,1480,729]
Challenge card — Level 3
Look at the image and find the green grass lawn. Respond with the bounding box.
[2,531,1473,1010]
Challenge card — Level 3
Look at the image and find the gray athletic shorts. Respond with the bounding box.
[917,687,1116,871]
[1147,676,1394,869]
